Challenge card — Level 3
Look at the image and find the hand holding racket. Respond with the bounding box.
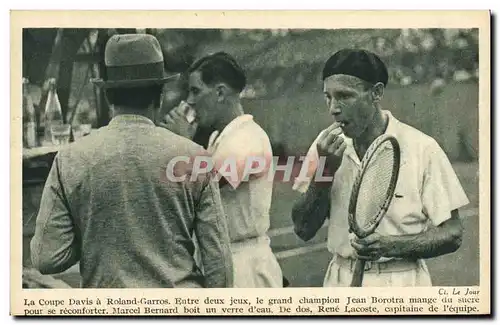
[347,134,401,287]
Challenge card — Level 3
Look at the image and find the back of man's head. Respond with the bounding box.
[99,33,170,110]
[106,85,164,110]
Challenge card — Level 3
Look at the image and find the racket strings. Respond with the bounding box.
[355,146,396,230]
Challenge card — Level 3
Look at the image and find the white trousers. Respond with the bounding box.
[231,236,283,288]
[194,235,283,288]
[323,255,433,287]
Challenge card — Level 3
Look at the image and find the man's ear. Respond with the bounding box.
[215,83,229,103]
[371,82,385,103]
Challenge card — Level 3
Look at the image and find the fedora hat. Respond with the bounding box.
[91,34,178,88]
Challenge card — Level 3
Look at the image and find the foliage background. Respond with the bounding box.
[25,28,478,161]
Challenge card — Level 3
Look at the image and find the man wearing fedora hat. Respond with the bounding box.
[30,34,234,288]
[291,49,469,287]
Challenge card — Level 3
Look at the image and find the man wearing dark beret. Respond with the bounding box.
[291,49,469,287]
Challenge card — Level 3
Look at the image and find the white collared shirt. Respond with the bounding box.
[209,114,274,242]
[294,110,470,258]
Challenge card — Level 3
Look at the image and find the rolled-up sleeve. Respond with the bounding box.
[421,142,470,226]
[194,172,234,288]
[30,154,80,274]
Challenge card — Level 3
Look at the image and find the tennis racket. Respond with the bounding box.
[348,133,401,287]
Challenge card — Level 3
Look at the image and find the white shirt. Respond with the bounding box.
[209,114,274,243]
[293,110,470,258]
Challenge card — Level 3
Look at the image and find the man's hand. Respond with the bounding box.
[350,233,395,261]
[316,122,347,176]
[350,211,463,261]
[158,103,198,140]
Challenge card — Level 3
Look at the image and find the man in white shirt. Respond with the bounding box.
[291,49,470,287]
[162,52,283,288]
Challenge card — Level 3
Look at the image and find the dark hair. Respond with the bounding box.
[105,85,163,109]
[188,52,246,93]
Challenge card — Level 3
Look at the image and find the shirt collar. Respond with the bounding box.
[383,110,400,137]
[108,114,155,127]
[212,114,254,148]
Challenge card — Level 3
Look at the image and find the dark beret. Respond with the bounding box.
[322,49,389,86]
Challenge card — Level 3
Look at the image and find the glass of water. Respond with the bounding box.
[72,124,92,140]
[50,124,71,146]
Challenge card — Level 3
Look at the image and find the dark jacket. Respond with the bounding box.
[30,114,233,288]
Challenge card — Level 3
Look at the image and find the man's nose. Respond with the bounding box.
[329,101,342,116]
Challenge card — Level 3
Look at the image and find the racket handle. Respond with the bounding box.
[350,259,366,287]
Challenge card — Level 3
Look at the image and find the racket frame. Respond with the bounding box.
[348,134,401,239]
[347,134,401,287]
